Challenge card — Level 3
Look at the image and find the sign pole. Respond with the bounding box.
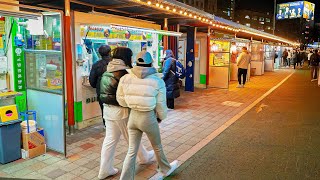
[273,0,276,35]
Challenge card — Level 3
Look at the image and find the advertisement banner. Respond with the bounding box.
[303,1,315,20]
[276,1,315,20]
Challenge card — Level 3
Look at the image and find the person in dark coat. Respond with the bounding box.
[162,49,180,109]
[89,45,112,127]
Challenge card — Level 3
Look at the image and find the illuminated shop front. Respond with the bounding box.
[250,41,265,75]
[72,12,181,129]
[230,39,251,81]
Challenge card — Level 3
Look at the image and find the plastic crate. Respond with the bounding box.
[0,119,22,164]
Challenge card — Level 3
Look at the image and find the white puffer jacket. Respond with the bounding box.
[116,66,167,120]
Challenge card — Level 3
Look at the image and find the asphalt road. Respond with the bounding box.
[169,69,320,180]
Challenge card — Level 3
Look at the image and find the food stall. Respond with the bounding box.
[73,12,181,129]
[0,5,65,154]
[250,41,265,75]
[208,39,231,88]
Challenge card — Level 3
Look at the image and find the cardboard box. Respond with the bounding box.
[22,128,46,158]
[21,144,46,159]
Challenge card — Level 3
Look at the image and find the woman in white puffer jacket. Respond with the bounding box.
[117,51,178,180]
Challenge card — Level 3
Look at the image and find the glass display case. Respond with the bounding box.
[251,43,264,61]
[208,40,231,89]
[209,40,230,67]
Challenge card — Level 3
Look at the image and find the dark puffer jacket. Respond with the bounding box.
[162,57,180,99]
[89,56,111,97]
[100,59,128,106]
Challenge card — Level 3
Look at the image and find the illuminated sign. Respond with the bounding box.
[276,1,315,20]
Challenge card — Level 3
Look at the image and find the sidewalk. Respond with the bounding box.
[170,69,320,179]
[0,69,293,180]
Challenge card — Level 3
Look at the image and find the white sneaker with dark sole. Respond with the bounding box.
[98,168,119,180]
[139,150,155,165]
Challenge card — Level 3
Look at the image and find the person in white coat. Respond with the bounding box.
[236,47,251,88]
[117,51,178,180]
[98,47,154,179]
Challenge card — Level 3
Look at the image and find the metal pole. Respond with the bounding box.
[273,0,276,35]
[64,0,75,135]
[163,18,168,50]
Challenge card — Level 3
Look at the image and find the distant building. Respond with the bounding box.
[234,9,273,34]
[178,0,235,20]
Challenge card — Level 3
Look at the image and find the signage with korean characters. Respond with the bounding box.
[25,52,36,88]
[13,46,26,91]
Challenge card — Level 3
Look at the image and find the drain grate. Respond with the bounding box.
[221,101,243,107]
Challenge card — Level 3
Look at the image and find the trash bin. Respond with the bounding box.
[0,119,22,164]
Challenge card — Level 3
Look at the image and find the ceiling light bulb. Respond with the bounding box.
[156,3,159,7]
[184,12,187,15]
[173,8,176,12]
[189,13,192,17]
[147,1,151,5]
[160,4,164,8]
[166,6,170,10]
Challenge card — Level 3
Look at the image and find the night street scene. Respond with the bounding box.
[0,0,319,179]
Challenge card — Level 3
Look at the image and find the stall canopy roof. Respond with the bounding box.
[18,0,298,45]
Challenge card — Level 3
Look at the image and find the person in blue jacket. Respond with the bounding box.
[162,50,180,109]
[89,45,112,127]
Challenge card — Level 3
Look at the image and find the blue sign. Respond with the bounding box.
[276,1,315,20]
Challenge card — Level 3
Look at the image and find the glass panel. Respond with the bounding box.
[209,40,230,67]
[24,13,63,94]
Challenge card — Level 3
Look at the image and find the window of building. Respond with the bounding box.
[245,15,250,19]
[266,18,271,23]
[246,23,251,27]
[260,22,265,24]
[253,16,258,20]
[267,26,271,30]
[259,17,264,21]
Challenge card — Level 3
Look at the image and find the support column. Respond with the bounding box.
[168,25,178,58]
[163,18,168,50]
[206,27,210,86]
[185,27,195,92]
[64,0,75,134]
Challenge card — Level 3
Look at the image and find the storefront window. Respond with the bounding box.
[209,40,230,67]
[24,13,63,94]
[251,43,264,61]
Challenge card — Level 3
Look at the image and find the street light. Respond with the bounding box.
[273,0,276,35]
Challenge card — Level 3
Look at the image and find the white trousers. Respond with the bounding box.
[120,110,171,180]
[98,117,149,178]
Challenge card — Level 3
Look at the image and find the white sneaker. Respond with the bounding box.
[236,84,242,88]
[139,150,155,165]
[162,160,179,177]
[241,84,244,88]
[311,79,317,82]
[98,168,119,180]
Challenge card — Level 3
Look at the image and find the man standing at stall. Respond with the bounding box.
[89,45,112,127]
[236,47,251,88]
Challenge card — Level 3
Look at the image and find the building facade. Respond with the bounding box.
[178,0,235,20]
[234,9,273,34]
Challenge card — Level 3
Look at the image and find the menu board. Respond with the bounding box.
[210,40,230,66]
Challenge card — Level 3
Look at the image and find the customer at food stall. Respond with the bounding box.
[89,45,112,127]
[98,47,155,179]
[236,47,251,88]
[117,51,178,180]
[162,49,180,109]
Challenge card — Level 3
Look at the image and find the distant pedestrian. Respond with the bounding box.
[308,50,313,67]
[287,50,292,66]
[236,47,251,88]
[282,49,289,67]
[310,49,319,81]
[117,51,178,180]
[162,49,180,109]
[89,45,112,127]
[293,50,298,69]
[98,47,154,179]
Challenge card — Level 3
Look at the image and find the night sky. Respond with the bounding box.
[236,0,319,22]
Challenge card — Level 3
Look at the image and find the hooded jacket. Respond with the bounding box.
[116,66,167,120]
[89,56,112,97]
[237,50,251,69]
[99,59,128,106]
[162,50,180,99]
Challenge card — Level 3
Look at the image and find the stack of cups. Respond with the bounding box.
[21,120,37,134]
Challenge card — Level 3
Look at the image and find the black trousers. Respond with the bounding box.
[238,68,248,85]
[167,98,174,109]
[98,97,105,126]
